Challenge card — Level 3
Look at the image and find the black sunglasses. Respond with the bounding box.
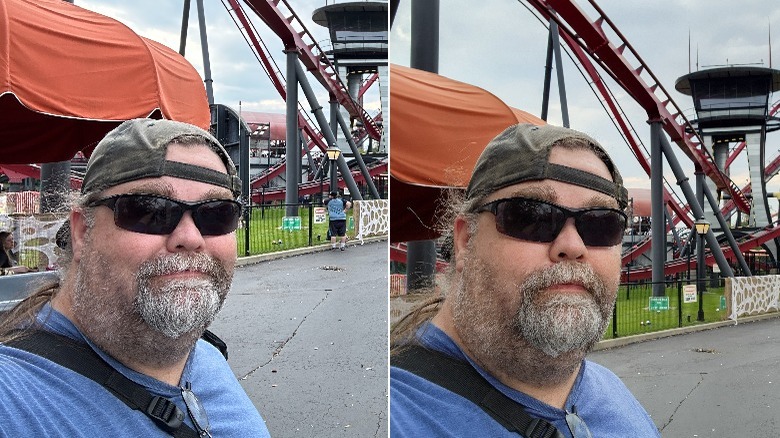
[475,197,627,247]
[182,382,212,437]
[89,194,241,236]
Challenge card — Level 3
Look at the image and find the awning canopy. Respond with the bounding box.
[0,0,210,164]
[390,64,544,242]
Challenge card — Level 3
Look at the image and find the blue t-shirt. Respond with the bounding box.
[326,198,347,221]
[391,323,660,438]
[0,305,271,437]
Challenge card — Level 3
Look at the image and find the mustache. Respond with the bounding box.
[520,262,607,298]
[136,253,229,282]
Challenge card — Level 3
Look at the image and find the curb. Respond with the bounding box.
[593,311,780,351]
[234,235,387,267]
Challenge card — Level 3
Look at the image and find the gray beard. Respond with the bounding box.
[451,258,615,385]
[135,254,229,339]
[72,249,231,367]
[513,263,611,358]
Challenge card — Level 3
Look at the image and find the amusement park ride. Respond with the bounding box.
[1,0,389,205]
[390,0,780,293]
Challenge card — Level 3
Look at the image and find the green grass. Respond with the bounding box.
[604,282,728,339]
[235,205,354,256]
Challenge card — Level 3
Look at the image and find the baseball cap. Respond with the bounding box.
[465,123,628,208]
[81,118,241,197]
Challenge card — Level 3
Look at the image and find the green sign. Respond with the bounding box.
[720,295,726,310]
[649,296,670,311]
[348,216,355,230]
[282,216,302,231]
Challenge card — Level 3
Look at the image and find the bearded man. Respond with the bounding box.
[0,119,271,437]
[390,124,660,437]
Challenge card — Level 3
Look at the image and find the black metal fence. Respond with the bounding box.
[607,276,728,339]
[236,202,337,256]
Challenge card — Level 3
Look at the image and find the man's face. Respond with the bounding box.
[450,146,622,375]
[70,143,237,359]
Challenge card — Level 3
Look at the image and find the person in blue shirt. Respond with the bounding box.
[0,119,271,437]
[391,124,660,437]
[325,191,352,251]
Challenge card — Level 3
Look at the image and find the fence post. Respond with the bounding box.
[677,277,683,328]
[308,204,313,246]
[612,298,618,338]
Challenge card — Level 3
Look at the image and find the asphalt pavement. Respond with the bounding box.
[209,240,388,438]
[590,316,780,437]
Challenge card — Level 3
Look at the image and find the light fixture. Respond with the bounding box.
[326,146,341,161]
[694,218,710,235]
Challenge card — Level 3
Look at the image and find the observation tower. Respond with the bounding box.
[676,66,780,263]
[313,1,388,153]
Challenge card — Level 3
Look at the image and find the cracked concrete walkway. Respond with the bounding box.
[209,241,388,438]
[590,317,780,437]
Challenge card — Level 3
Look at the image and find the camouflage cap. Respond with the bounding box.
[81,118,241,197]
[466,123,628,208]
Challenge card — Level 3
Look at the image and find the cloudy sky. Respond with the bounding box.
[72,0,779,217]
[391,0,780,218]
[77,0,383,116]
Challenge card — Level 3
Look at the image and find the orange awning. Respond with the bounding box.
[0,0,210,164]
[390,64,544,242]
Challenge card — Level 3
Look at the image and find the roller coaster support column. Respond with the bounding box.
[285,50,300,216]
[658,133,741,277]
[405,0,440,292]
[294,60,362,200]
[329,100,340,192]
[702,178,752,275]
[540,20,570,127]
[695,169,706,291]
[650,121,666,296]
[334,110,381,199]
[195,0,214,104]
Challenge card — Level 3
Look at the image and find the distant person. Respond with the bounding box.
[325,191,352,251]
[390,124,660,437]
[0,119,271,437]
[0,231,29,274]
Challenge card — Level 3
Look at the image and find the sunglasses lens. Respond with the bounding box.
[193,201,241,236]
[577,210,626,247]
[114,196,181,235]
[494,199,564,242]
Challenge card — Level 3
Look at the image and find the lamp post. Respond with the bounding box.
[694,218,710,321]
[326,146,341,194]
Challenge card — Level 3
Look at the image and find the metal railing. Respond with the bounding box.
[607,277,728,339]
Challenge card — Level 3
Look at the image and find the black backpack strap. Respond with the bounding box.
[6,330,200,438]
[392,345,563,438]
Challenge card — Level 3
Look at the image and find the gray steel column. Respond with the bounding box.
[659,135,736,276]
[541,25,554,121]
[406,0,440,292]
[285,50,300,215]
[550,21,570,128]
[293,60,362,200]
[179,0,191,56]
[335,110,381,199]
[695,170,707,291]
[195,0,214,105]
[410,0,438,73]
[329,99,340,192]
[650,121,665,296]
[702,184,751,275]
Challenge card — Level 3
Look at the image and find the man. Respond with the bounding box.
[325,191,352,251]
[0,119,271,437]
[390,124,660,437]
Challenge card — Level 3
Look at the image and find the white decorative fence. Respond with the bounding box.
[726,275,780,322]
[353,200,389,243]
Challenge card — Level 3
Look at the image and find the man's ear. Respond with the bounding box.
[452,215,473,273]
[69,209,89,263]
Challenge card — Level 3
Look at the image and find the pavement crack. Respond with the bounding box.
[374,410,384,437]
[660,372,706,431]
[239,291,330,380]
